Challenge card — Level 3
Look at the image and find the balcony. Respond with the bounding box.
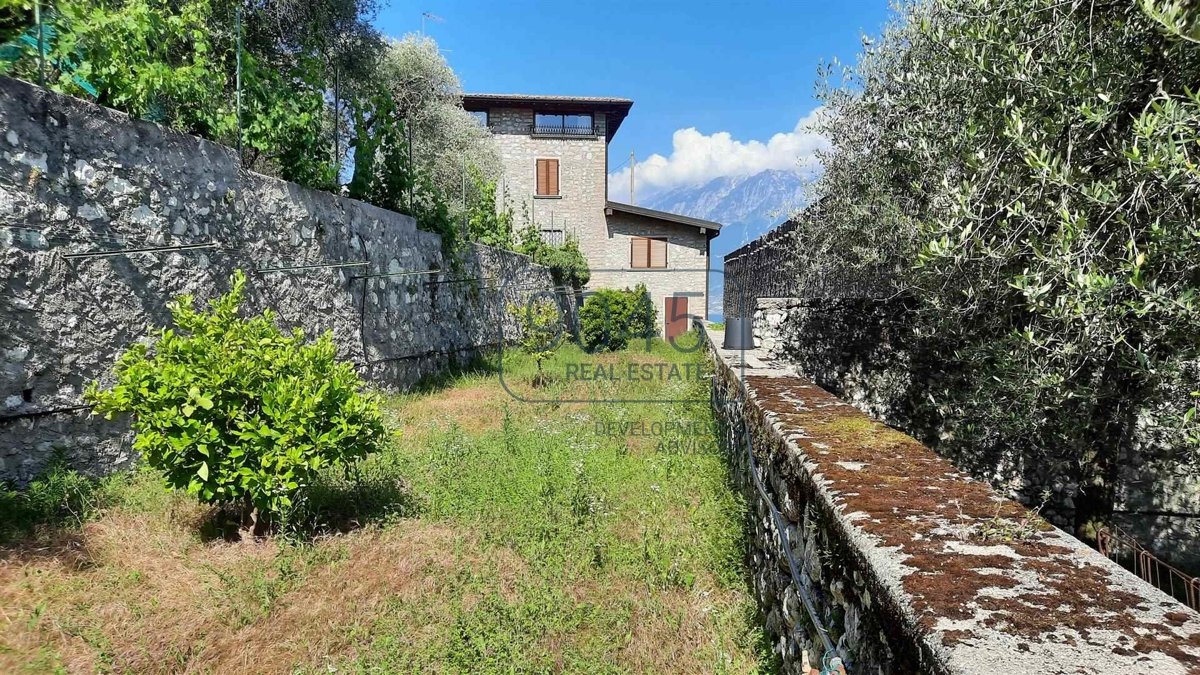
[529,123,602,138]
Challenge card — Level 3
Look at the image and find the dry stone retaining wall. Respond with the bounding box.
[0,77,572,484]
[701,323,1200,674]
[725,215,1200,575]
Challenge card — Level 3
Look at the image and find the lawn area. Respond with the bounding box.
[0,334,771,673]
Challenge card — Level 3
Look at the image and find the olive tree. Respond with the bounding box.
[806,0,1200,535]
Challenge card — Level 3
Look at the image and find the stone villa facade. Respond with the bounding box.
[463,94,722,338]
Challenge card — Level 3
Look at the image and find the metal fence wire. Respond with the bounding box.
[706,322,849,674]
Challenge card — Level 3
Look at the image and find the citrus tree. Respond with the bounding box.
[86,271,386,531]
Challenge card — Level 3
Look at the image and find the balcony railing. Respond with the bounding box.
[530,124,601,137]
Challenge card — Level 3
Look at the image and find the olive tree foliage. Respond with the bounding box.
[807,0,1200,532]
[347,35,499,223]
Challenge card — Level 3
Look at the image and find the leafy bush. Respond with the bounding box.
[86,271,386,529]
[579,285,656,352]
[515,224,591,290]
[626,282,656,342]
[539,236,591,289]
[466,166,514,249]
[507,298,564,385]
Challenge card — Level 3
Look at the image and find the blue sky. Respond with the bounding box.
[375,1,895,197]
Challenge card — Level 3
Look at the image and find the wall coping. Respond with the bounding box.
[702,324,1200,674]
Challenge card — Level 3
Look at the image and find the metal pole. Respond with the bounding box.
[461,156,467,239]
[34,0,45,86]
[235,4,243,166]
[630,150,635,205]
[333,65,339,179]
[407,112,414,213]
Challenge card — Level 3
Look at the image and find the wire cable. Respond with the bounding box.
[703,322,848,671]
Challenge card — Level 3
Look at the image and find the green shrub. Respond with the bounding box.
[507,298,564,385]
[85,271,386,529]
[627,282,656,342]
[0,453,104,542]
[466,166,515,249]
[579,285,656,352]
[515,225,591,290]
[539,236,591,289]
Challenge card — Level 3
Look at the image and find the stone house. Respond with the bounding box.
[462,93,722,339]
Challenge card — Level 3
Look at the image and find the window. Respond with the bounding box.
[536,158,559,196]
[631,237,667,269]
[534,112,594,135]
[469,110,489,127]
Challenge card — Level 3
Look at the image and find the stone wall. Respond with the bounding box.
[702,323,1200,675]
[0,77,573,484]
[752,296,1200,575]
[725,204,1200,575]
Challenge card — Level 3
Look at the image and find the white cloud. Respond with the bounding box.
[608,108,829,202]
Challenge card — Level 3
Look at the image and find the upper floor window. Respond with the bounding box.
[631,236,667,269]
[469,110,489,127]
[536,158,560,196]
[534,112,594,136]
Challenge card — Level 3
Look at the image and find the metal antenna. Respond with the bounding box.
[421,11,444,34]
[630,151,635,204]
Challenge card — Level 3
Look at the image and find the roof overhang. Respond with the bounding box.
[462,93,633,141]
[605,201,723,237]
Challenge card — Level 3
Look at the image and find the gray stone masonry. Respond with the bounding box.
[752,296,1200,575]
[489,106,609,247]
[0,77,573,484]
[701,320,1200,674]
[590,209,710,331]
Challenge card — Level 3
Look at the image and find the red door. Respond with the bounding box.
[665,297,689,341]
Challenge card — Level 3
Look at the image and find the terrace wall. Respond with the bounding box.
[702,324,1200,674]
[0,77,572,484]
[723,216,1200,575]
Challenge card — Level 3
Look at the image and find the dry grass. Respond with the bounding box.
[0,503,502,674]
[389,383,508,438]
[1,340,766,674]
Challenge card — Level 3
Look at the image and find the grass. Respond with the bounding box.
[0,333,771,673]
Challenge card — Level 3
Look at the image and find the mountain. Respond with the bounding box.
[639,169,809,251]
[636,169,813,321]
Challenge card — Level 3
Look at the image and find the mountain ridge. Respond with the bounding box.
[626,168,814,321]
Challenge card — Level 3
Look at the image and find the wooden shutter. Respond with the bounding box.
[536,159,559,196]
[547,159,559,195]
[649,238,667,268]
[536,159,548,195]
[631,237,650,268]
